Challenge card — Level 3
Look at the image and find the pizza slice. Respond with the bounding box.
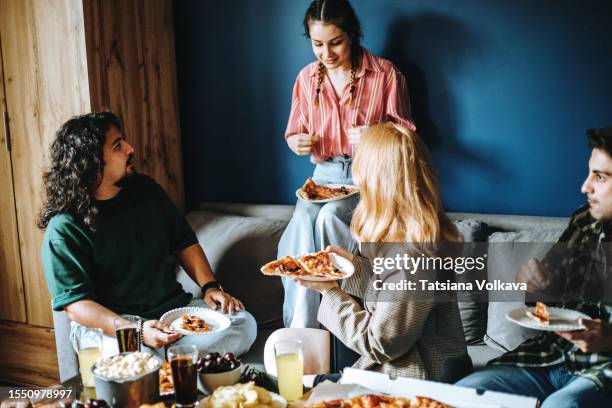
[410,396,452,408]
[307,394,451,408]
[298,251,346,279]
[261,256,308,277]
[180,314,212,333]
[526,301,550,325]
[299,178,319,200]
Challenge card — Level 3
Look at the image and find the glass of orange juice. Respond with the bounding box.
[76,328,103,387]
[274,339,304,402]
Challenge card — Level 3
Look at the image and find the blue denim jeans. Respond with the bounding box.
[455,364,611,407]
[278,157,358,328]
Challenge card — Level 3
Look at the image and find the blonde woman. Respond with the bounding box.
[295,123,467,381]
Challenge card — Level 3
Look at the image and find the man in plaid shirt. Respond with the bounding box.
[457,128,612,407]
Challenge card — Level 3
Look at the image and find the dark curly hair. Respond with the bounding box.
[37,111,122,231]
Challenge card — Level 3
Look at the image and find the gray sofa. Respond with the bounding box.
[53,202,569,382]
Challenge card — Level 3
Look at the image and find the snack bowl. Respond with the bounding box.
[92,352,162,408]
[198,364,243,394]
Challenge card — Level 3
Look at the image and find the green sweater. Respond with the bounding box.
[41,174,197,319]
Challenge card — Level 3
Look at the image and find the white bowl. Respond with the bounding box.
[198,364,243,394]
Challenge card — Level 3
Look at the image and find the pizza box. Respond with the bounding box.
[337,368,538,408]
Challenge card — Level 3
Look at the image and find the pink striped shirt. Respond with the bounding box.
[285,48,416,163]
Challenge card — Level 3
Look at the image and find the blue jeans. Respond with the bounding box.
[278,157,358,328]
[456,364,611,407]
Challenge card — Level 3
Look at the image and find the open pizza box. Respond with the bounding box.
[304,368,538,408]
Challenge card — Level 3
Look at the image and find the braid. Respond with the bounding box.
[348,51,358,107]
[315,62,325,107]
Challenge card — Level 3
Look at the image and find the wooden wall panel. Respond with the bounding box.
[0,0,91,327]
[0,33,27,323]
[0,320,59,386]
[83,0,184,210]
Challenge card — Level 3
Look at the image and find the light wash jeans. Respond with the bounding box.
[455,364,612,407]
[70,298,257,359]
[278,157,358,328]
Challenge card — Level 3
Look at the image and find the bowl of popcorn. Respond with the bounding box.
[92,352,163,408]
[196,352,243,394]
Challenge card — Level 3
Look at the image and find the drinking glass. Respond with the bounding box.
[274,339,304,402]
[76,328,103,387]
[114,314,141,353]
[168,345,199,407]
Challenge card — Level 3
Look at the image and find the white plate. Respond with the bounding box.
[261,253,355,282]
[296,183,359,203]
[159,307,231,335]
[506,306,590,331]
[200,391,286,408]
[300,253,355,281]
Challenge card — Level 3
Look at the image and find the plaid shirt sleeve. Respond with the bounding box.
[489,205,612,392]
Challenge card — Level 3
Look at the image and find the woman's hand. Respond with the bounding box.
[347,126,368,145]
[287,133,320,156]
[325,245,354,262]
[142,320,182,348]
[293,278,338,294]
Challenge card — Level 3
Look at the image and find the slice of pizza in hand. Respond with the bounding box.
[298,251,346,278]
[526,301,550,325]
[261,256,307,276]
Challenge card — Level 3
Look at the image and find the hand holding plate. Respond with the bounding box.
[556,318,612,353]
[325,245,354,262]
[142,319,182,348]
[293,277,338,294]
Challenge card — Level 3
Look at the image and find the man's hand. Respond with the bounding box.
[516,258,553,292]
[556,319,612,353]
[287,133,320,156]
[293,278,339,294]
[204,289,245,314]
[325,245,354,262]
[142,320,182,348]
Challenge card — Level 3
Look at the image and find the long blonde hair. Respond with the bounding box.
[351,123,460,244]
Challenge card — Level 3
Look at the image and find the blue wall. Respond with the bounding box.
[174,0,612,216]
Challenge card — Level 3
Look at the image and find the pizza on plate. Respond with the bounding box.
[262,252,347,279]
[180,314,212,333]
[307,394,452,408]
[526,301,550,325]
[298,251,346,279]
[261,256,309,276]
[298,178,357,201]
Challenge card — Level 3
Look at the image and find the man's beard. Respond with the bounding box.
[115,167,137,187]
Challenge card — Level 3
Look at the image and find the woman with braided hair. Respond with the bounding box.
[279,0,416,328]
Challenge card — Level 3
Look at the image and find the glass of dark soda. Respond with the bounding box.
[113,314,142,353]
[168,345,199,407]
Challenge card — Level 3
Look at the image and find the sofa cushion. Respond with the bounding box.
[454,220,489,345]
[182,211,288,329]
[484,227,565,351]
